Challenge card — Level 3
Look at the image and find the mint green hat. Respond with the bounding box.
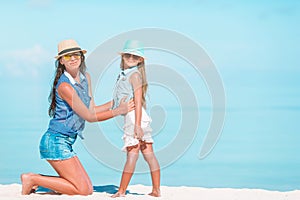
[120,40,146,59]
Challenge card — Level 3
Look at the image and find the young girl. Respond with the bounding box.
[111,40,161,198]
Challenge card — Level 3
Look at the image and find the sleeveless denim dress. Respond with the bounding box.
[40,71,91,160]
[113,66,153,152]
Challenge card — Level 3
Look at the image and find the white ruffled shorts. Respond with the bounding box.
[122,108,153,151]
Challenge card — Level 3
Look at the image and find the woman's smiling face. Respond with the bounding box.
[60,52,82,71]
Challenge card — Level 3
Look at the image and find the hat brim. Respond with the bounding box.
[119,51,146,59]
[55,49,87,59]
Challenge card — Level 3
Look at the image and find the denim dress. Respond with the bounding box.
[40,71,91,160]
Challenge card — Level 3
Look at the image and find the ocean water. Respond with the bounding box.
[1,69,300,192]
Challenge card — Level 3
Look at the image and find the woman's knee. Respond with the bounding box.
[77,183,93,195]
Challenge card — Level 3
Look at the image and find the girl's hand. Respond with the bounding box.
[116,97,135,115]
[134,125,144,140]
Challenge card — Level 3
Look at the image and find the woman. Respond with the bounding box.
[21,39,134,195]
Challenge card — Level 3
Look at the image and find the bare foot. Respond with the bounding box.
[21,173,35,195]
[149,189,161,197]
[111,192,126,198]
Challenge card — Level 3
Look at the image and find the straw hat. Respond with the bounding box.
[55,39,87,59]
[119,40,146,59]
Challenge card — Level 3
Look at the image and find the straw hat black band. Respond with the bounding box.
[58,47,82,55]
[55,39,86,59]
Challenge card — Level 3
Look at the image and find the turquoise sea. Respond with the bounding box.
[1,68,299,192]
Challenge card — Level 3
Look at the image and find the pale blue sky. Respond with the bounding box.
[1,0,299,81]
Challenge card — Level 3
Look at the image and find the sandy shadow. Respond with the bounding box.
[93,185,144,196]
[35,186,61,195]
[34,185,144,196]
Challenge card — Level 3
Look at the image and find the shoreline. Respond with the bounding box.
[0,184,300,200]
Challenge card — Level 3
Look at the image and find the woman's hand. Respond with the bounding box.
[134,125,144,140]
[115,97,135,115]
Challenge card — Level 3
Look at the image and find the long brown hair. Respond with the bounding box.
[120,58,148,108]
[48,53,86,117]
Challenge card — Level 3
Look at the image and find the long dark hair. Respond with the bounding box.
[48,53,86,117]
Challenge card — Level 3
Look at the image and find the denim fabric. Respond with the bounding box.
[112,66,139,109]
[47,72,91,139]
[39,131,77,160]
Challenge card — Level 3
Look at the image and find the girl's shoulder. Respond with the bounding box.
[129,71,142,80]
[129,71,142,86]
[128,68,141,77]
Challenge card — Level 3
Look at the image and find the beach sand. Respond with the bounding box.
[0,184,299,200]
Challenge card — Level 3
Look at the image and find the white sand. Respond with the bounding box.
[0,184,300,200]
